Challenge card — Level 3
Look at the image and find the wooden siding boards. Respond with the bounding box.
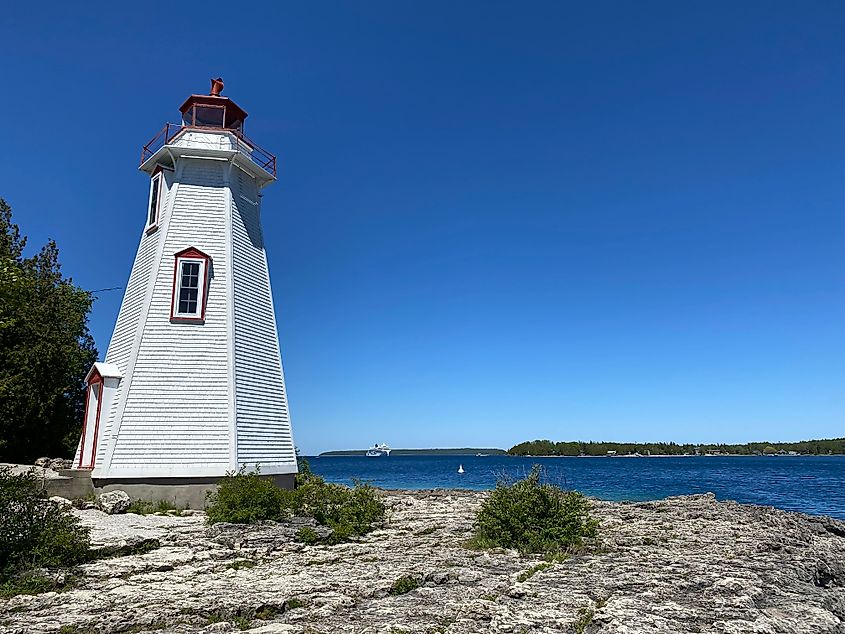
[108,160,231,476]
[231,170,297,469]
[75,175,172,468]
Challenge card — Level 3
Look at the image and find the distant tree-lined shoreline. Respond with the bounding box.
[318,448,507,457]
[508,438,845,456]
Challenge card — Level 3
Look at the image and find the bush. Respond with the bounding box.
[206,468,386,543]
[470,465,598,554]
[295,527,320,544]
[388,574,421,596]
[205,467,288,525]
[0,468,90,591]
[126,499,181,515]
[292,474,385,543]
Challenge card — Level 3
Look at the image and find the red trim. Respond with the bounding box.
[77,389,91,469]
[179,94,248,126]
[174,246,210,259]
[170,247,211,323]
[87,382,103,470]
[139,122,276,177]
[77,369,104,470]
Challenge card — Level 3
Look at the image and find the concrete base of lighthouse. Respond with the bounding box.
[49,470,295,510]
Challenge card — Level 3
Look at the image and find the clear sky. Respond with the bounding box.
[2,2,843,454]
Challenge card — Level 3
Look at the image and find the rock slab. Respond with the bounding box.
[0,491,844,633]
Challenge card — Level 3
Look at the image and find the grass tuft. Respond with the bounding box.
[126,499,181,515]
[573,607,595,634]
[226,559,256,571]
[516,562,552,583]
[389,575,422,596]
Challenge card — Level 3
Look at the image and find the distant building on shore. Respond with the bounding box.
[72,79,297,502]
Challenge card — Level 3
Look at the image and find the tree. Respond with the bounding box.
[0,199,98,462]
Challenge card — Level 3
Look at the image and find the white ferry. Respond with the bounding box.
[366,443,392,457]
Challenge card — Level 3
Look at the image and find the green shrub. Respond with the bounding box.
[205,467,288,525]
[254,605,279,619]
[126,499,180,515]
[296,526,320,544]
[205,468,386,543]
[0,571,66,598]
[296,456,312,483]
[233,615,251,630]
[0,468,90,584]
[470,465,598,555]
[226,559,256,570]
[388,574,421,596]
[294,475,385,543]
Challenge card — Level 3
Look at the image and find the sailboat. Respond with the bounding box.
[457,464,464,474]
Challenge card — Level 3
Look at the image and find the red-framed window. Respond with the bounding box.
[77,368,104,470]
[170,247,211,323]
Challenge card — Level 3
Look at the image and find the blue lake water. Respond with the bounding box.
[306,454,845,519]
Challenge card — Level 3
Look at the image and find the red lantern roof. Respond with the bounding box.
[178,78,249,130]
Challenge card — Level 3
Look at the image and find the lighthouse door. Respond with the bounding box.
[78,379,103,469]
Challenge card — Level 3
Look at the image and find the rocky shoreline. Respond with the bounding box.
[2,490,844,634]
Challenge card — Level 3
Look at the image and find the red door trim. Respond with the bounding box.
[78,369,104,470]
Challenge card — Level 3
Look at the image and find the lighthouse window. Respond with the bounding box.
[170,248,211,322]
[147,173,162,228]
[172,257,207,320]
[194,105,225,128]
[178,262,200,314]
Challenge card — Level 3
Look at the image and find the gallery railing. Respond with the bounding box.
[140,123,277,177]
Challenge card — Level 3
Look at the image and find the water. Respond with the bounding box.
[306,454,845,519]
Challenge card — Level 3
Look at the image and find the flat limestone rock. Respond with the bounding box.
[1,491,843,633]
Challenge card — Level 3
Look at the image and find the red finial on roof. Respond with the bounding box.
[210,78,224,96]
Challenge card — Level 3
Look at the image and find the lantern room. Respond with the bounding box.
[140,77,277,182]
[178,77,248,132]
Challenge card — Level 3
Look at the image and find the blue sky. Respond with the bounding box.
[2,2,843,454]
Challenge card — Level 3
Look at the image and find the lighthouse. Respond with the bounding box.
[74,79,297,498]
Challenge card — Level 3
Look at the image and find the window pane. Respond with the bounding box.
[194,106,224,128]
[182,105,194,126]
[177,261,202,316]
[148,177,159,225]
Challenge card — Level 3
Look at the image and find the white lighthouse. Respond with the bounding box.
[74,79,297,496]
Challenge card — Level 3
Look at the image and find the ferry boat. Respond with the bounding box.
[366,443,392,457]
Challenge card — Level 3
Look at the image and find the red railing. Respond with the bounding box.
[140,123,183,164]
[140,123,277,178]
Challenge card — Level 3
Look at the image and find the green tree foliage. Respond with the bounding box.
[0,468,91,586]
[471,465,598,555]
[508,437,845,456]
[0,199,98,462]
[205,467,386,543]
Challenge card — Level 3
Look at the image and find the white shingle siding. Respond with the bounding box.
[83,144,297,480]
[109,160,230,474]
[231,170,296,467]
[77,174,171,469]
